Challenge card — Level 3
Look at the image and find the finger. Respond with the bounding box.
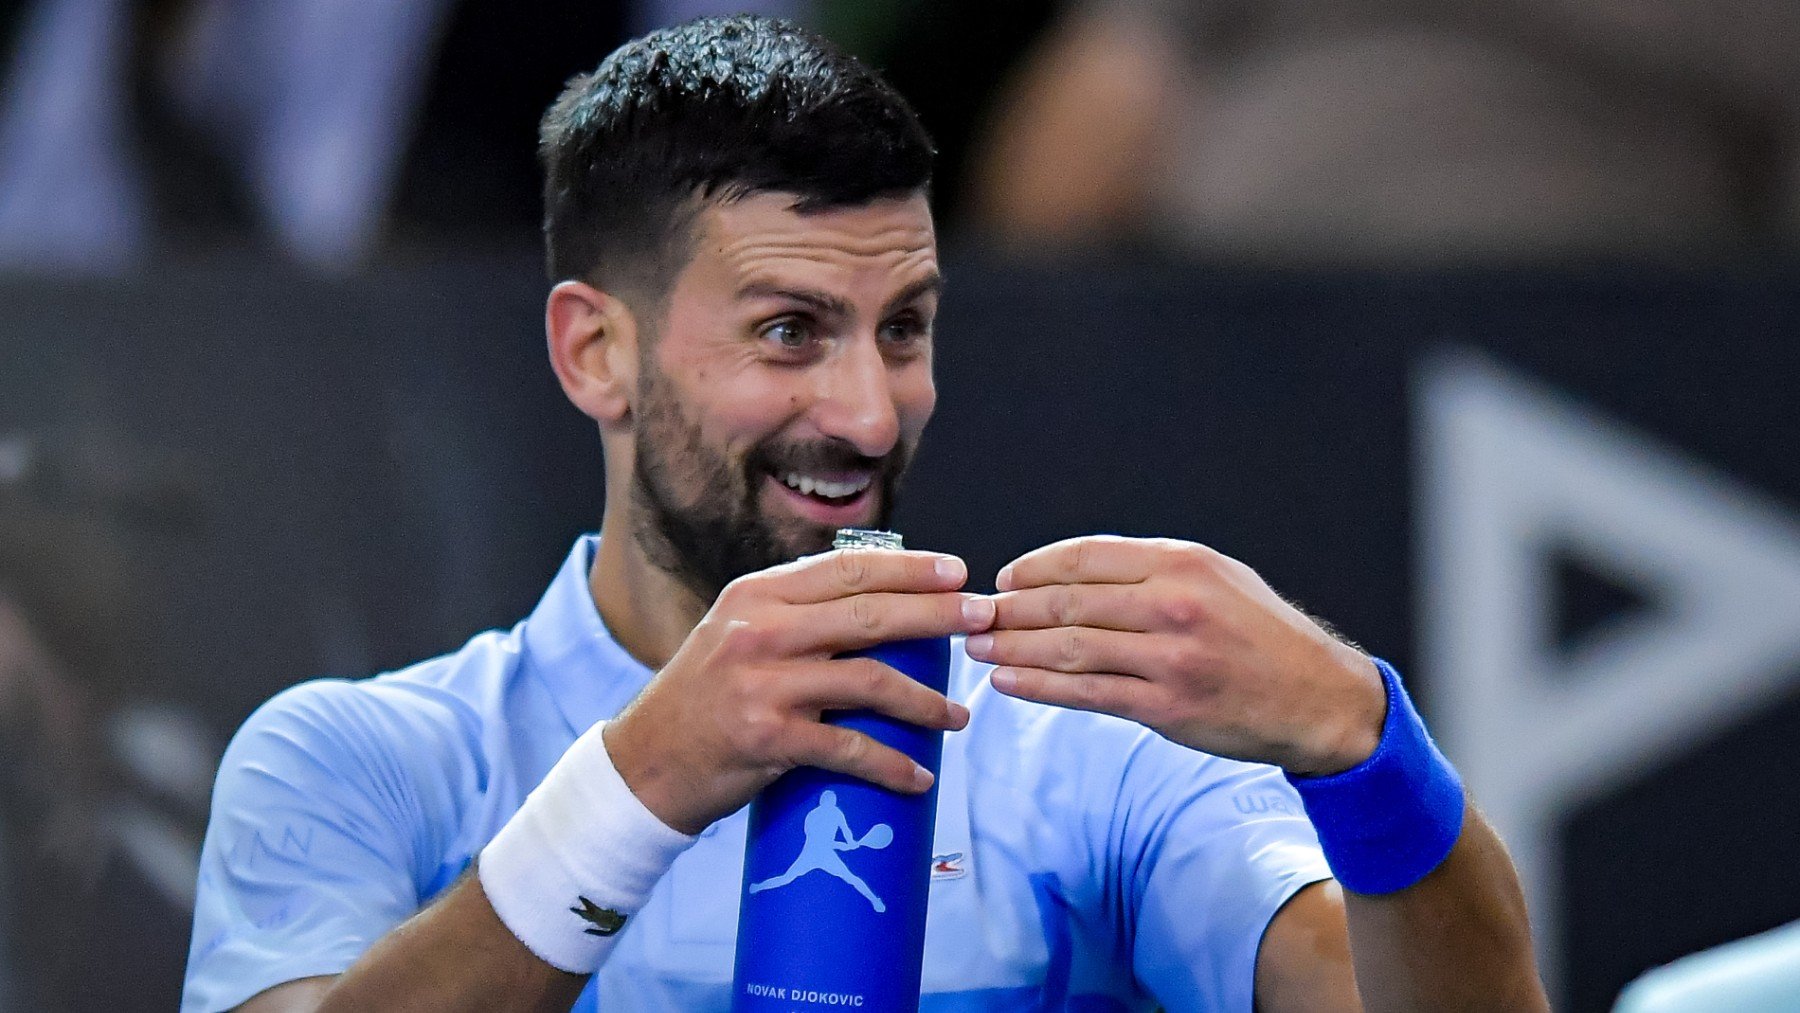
[784,722,936,794]
[763,548,969,604]
[783,658,971,731]
[997,535,1160,592]
[989,582,1173,633]
[987,666,1149,723]
[964,626,1157,678]
[786,591,995,653]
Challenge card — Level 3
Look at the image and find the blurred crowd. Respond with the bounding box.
[0,0,1034,273]
[0,421,212,1008]
[2,0,1797,276]
[971,0,1800,264]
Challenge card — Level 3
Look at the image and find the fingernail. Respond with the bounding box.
[936,557,967,584]
[962,596,995,626]
[989,667,1017,692]
[912,763,934,790]
[950,702,970,728]
[996,564,1015,591]
[966,632,993,656]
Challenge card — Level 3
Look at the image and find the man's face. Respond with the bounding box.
[628,191,940,601]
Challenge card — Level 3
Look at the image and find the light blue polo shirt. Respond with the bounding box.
[184,537,1331,1012]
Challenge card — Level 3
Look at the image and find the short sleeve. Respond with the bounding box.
[181,679,476,1013]
[1120,742,1332,1012]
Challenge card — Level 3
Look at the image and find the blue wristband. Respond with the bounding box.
[1285,658,1465,895]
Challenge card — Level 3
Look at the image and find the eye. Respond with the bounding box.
[880,313,930,348]
[760,317,813,350]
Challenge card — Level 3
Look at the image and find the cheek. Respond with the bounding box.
[896,367,937,435]
[713,378,811,448]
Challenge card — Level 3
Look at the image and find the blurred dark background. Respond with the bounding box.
[2,1,1798,1010]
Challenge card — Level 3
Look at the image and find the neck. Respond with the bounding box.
[590,507,711,672]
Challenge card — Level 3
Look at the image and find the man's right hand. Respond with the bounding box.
[603,548,992,835]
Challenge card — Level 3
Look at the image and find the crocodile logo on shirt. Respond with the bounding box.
[570,895,627,936]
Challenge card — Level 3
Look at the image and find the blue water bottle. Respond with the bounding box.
[731,528,952,1012]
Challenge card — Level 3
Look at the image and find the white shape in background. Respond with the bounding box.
[166,0,456,269]
[0,0,148,270]
[0,435,34,484]
[0,0,454,272]
[104,702,222,911]
[1418,350,1800,994]
[110,703,220,813]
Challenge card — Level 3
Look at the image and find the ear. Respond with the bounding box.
[546,280,640,427]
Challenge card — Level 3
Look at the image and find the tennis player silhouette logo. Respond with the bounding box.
[748,790,893,912]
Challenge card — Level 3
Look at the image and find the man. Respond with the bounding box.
[183,15,1546,1012]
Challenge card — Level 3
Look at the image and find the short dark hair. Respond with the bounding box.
[537,15,935,299]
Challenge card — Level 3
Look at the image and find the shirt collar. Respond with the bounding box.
[520,534,655,736]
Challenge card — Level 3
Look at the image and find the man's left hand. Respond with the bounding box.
[965,535,1385,776]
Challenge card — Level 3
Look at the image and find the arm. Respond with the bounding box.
[193,549,987,1012]
[235,978,333,1013]
[234,875,584,1013]
[1254,811,1543,1012]
[184,679,585,1013]
[1336,805,1542,1010]
[221,715,688,1013]
[968,536,1547,1012]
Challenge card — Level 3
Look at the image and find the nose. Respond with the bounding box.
[809,338,901,458]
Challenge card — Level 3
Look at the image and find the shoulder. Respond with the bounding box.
[214,627,526,838]
[209,680,474,863]
[200,647,515,906]
[228,662,479,779]
[229,623,525,764]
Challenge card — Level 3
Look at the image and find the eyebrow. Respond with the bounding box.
[882,274,944,317]
[735,273,944,319]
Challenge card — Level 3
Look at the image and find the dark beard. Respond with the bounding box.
[629,371,911,603]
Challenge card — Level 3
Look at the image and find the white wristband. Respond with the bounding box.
[478,721,697,974]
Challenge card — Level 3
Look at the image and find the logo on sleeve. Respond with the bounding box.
[571,896,627,936]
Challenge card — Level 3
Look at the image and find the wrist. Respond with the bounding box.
[1285,645,1386,777]
[1284,658,1466,895]
[601,717,707,835]
[605,703,747,836]
[479,720,698,974]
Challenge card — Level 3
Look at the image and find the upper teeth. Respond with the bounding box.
[781,472,872,498]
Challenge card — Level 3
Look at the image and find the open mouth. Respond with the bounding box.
[765,468,879,523]
[777,470,872,506]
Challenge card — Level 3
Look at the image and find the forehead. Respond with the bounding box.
[689,191,938,292]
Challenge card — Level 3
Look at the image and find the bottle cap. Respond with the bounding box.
[833,528,904,551]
